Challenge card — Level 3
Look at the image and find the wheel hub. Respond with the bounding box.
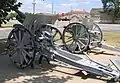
[73,35,79,42]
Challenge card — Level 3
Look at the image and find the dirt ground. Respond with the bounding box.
[0,48,120,83]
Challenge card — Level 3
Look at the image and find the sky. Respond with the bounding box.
[18,0,103,14]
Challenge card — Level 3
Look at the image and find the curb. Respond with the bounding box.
[0,28,13,30]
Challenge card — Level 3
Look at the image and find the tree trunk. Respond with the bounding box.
[112,17,115,24]
[112,9,116,24]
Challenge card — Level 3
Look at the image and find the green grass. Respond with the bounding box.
[1,22,15,28]
[103,31,120,47]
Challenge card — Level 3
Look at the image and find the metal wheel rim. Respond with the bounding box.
[49,26,63,46]
[7,25,35,68]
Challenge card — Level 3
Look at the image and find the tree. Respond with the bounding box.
[102,0,120,23]
[9,12,18,20]
[0,0,22,27]
[24,12,33,17]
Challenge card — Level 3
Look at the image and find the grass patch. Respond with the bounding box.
[1,22,15,28]
[103,31,120,47]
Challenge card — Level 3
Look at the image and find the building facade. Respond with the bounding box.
[90,8,120,23]
[90,8,103,22]
[59,10,90,22]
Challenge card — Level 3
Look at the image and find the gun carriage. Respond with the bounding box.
[2,1,120,81]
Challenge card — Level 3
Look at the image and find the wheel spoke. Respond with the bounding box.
[53,39,61,42]
[18,51,24,65]
[22,49,33,58]
[65,38,73,43]
[92,26,97,31]
[13,33,18,43]
[23,45,33,49]
[77,30,82,36]
[79,33,86,37]
[65,36,72,40]
[78,28,85,36]
[21,33,30,44]
[76,42,82,51]
[19,30,21,42]
[79,38,89,41]
[21,52,29,64]
[78,40,86,47]
[31,41,34,48]
[21,33,27,43]
[11,52,17,58]
[77,24,81,34]
[68,36,73,40]
[53,31,57,39]
[68,40,75,48]
[65,35,72,38]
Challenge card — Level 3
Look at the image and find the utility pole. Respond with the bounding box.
[52,0,54,14]
[32,0,36,14]
[69,5,72,23]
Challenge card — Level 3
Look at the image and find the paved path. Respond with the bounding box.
[98,24,120,32]
[55,21,120,32]
[0,22,120,40]
[0,28,12,39]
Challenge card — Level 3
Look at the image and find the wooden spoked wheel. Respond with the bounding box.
[63,23,90,54]
[7,24,35,68]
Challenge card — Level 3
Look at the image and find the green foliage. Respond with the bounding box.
[0,0,22,27]
[9,12,18,19]
[102,0,120,23]
[24,12,34,16]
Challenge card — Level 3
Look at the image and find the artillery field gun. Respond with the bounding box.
[1,0,120,82]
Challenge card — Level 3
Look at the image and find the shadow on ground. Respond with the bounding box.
[0,39,7,54]
[53,68,115,83]
[0,39,117,83]
[0,38,73,83]
[0,57,73,83]
[0,57,113,83]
